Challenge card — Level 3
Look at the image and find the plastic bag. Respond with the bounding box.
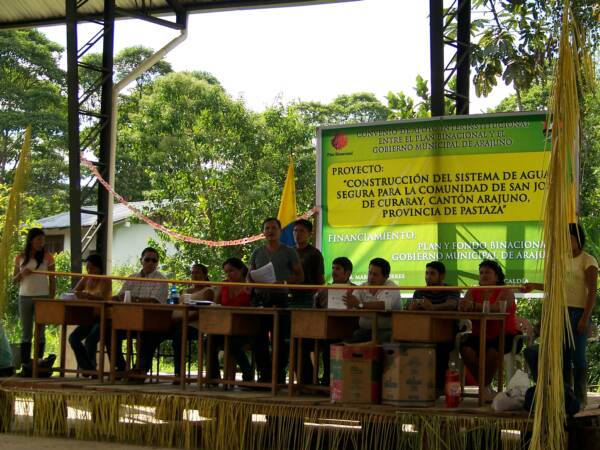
[506,369,530,397]
[491,369,530,411]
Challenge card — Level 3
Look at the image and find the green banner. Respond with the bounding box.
[317,112,549,286]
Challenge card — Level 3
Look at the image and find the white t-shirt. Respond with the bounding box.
[353,279,402,329]
[17,253,54,297]
[566,251,599,308]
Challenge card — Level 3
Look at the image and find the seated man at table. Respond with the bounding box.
[343,257,402,343]
[313,256,354,385]
[116,247,169,304]
[100,247,169,376]
[408,261,460,396]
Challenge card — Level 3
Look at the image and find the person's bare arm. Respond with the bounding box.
[342,292,385,310]
[47,258,56,298]
[459,290,474,311]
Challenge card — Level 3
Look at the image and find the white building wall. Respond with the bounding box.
[110,223,176,267]
[43,223,176,269]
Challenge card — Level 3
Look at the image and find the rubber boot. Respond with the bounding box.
[19,342,32,376]
[574,367,588,409]
[36,341,45,359]
[20,342,31,366]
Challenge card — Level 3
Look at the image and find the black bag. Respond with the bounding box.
[524,383,581,417]
[20,354,57,378]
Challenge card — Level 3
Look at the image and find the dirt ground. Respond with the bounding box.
[2,434,172,450]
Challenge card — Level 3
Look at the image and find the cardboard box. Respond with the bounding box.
[330,344,382,404]
[381,343,436,407]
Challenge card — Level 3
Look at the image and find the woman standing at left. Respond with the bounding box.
[12,228,55,370]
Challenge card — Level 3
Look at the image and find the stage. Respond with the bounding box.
[0,377,598,449]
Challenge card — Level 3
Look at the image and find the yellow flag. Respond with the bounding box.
[277,157,297,229]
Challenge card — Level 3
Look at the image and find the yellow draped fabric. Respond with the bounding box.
[0,126,32,317]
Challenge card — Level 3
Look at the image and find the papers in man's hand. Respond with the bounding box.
[327,288,350,309]
[250,262,276,283]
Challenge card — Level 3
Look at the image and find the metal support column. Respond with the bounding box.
[430,0,445,117]
[66,0,82,280]
[456,0,471,115]
[96,0,115,269]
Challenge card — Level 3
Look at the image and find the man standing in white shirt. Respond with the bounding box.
[343,257,402,343]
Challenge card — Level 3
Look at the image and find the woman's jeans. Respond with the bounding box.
[19,295,46,345]
[564,307,589,404]
[564,307,588,373]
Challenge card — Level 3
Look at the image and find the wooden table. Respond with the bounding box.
[196,306,287,394]
[391,311,507,406]
[108,302,189,387]
[287,308,380,396]
[33,298,107,380]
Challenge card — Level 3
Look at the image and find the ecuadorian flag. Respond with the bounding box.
[277,157,297,246]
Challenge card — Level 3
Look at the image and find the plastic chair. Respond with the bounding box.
[504,316,534,382]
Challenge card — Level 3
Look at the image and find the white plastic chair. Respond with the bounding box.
[504,317,534,382]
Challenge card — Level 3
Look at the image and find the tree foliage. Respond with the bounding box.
[119,72,313,275]
[470,0,599,109]
[0,29,68,216]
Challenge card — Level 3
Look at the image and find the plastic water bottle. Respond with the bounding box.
[445,360,461,408]
[168,285,179,305]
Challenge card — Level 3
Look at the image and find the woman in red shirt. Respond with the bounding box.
[216,258,251,307]
[208,258,253,382]
[459,260,521,401]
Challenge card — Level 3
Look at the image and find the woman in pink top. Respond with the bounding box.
[459,260,521,401]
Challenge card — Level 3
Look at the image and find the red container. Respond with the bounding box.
[444,366,461,408]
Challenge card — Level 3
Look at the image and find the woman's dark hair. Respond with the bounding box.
[192,263,209,279]
[569,223,585,248]
[222,257,248,278]
[22,228,46,269]
[479,259,505,285]
[85,253,105,274]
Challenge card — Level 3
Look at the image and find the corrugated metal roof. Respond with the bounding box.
[0,0,355,29]
[36,201,150,229]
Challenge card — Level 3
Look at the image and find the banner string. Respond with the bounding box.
[80,156,318,247]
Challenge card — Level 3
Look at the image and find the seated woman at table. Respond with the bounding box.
[172,258,253,382]
[68,253,112,374]
[206,258,254,382]
[182,263,215,301]
[459,259,521,402]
